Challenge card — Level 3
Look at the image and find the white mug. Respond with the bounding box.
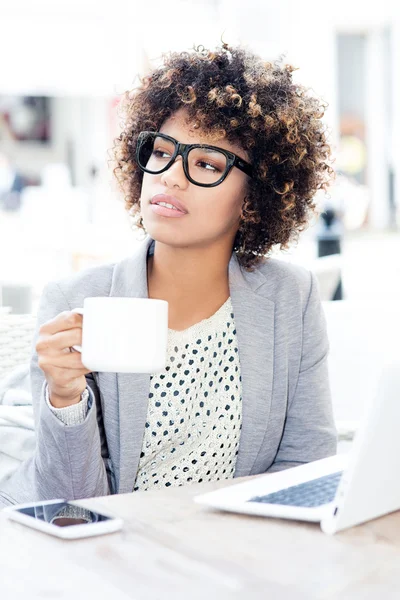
[71,297,168,373]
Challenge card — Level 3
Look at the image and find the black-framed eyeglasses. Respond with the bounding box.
[135,131,254,188]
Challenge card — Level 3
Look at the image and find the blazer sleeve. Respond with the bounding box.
[267,271,337,473]
[0,281,111,508]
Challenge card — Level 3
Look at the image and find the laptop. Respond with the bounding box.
[194,362,400,534]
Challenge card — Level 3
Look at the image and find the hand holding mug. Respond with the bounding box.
[36,311,92,408]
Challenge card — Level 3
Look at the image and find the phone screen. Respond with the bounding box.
[15,501,112,527]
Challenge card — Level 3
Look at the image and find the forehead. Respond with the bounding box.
[159,108,248,159]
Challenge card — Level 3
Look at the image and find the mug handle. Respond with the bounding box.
[70,307,84,352]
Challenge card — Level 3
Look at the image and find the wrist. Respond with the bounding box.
[46,386,90,426]
[48,389,86,409]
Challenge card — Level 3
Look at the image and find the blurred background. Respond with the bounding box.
[0,0,400,315]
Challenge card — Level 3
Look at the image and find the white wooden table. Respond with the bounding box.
[1,475,400,600]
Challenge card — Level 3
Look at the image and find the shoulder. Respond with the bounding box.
[43,260,118,308]
[248,258,325,338]
[250,257,314,308]
[256,256,311,287]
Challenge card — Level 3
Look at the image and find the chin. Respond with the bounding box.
[142,219,195,248]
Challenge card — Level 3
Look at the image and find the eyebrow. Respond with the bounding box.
[158,134,225,150]
[200,147,227,155]
[158,133,248,163]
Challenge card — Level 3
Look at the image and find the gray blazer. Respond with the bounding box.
[0,235,337,508]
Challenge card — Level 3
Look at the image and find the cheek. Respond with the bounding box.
[192,188,244,233]
[210,179,247,223]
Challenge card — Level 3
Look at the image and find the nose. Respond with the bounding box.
[160,156,189,189]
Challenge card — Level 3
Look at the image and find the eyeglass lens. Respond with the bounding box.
[137,133,228,185]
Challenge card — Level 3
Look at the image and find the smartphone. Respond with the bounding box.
[3,499,123,539]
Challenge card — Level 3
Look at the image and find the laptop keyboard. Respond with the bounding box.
[248,471,343,508]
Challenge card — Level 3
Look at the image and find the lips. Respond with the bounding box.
[150,194,188,214]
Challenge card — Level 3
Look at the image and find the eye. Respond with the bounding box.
[196,160,221,172]
[153,149,172,159]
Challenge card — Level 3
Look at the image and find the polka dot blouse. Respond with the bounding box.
[133,296,243,491]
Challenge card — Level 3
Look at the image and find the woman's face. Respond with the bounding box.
[139,108,250,250]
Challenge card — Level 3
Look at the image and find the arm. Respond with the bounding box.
[267,271,337,473]
[0,282,112,507]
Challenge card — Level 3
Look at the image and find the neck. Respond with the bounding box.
[147,238,232,303]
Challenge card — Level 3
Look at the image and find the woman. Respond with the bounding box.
[0,43,336,506]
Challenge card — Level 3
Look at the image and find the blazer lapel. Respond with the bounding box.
[108,235,153,494]
[228,254,275,477]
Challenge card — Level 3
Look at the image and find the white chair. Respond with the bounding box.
[0,313,36,486]
[322,300,400,440]
[0,313,36,381]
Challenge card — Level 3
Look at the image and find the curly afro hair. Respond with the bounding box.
[112,42,334,271]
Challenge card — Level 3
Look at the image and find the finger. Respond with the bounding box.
[41,350,88,370]
[38,328,83,353]
[40,311,83,336]
[41,363,92,379]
